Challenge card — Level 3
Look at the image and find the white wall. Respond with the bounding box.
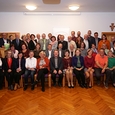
[0,12,115,39]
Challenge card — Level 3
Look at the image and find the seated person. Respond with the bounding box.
[84,49,95,88]
[69,44,75,57]
[23,51,37,91]
[50,36,58,50]
[45,44,54,59]
[34,43,41,59]
[102,44,109,55]
[94,48,108,85]
[3,50,15,90]
[80,42,87,58]
[105,51,115,88]
[0,51,4,90]
[63,50,73,88]
[35,51,49,92]
[14,52,25,90]
[58,43,65,58]
[50,49,63,86]
[72,49,86,88]
[10,44,18,58]
[110,41,115,56]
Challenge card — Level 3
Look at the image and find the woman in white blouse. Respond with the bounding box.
[50,36,58,49]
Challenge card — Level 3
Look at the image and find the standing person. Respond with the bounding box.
[38,33,50,51]
[84,49,95,88]
[105,51,115,88]
[76,36,83,48]
[58,43,65,58]
[63,50,74,88]
[94,32,101,48]
[21,44,29,59]
[58,35,68,50]
[76,31,83,41]
[110,41,115,56]
[68,36,76,51]
[83,34,91,49]
[28,34,36,50]
[71,31,77,42]
[94,48,108,85]
[21,35,28,48]
[98,34,110,51]
[35,51,49,92]
[3,50,15,90]
[35,34,40,43]
[0,51,4,90]
[50,36,58,50]
[23,51,37,91]
[80,42,87,58]
[50,49,63,87]
[72,49,86,88]
[12,33,22,51]
[14,52,25,90]
[69,44,75,57]
[34,43,41,59]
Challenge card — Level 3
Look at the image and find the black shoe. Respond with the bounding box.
[34,80,38,85]
[71,85,74,88]
[68,85,71,88]
[0,87,2,90]
[41,87,45,92]
[84,84,87,88]
[80,84,84,88]
[58,83,62,87]
[53,83,56,86]
[23,85,28,91]
[10,85,14,90]
[89,86,92,88]
[31,85,35,90]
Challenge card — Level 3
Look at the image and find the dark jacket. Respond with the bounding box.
[0,38,11,47]
[28,40,36,50]
[72,55,84,68]
[58,41,68,50]
[45,49,54,58]
[50,57,63,72]
[12,39,22,51]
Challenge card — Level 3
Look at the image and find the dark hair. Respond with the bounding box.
[80,42,86,48]
[51,36,56,41]
[36,43,41,49]
[94,32,98,35]
[10,44,15,48]
[102,34,107,40]
[9,35,13,38]
[30,34,35,38]
[21,43,27,49]
[113,41,115,45]
[64,49,70,54]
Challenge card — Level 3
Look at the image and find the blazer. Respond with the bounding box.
[0,38,11,47]
[28,40,36,50]
[72,55,84,68]
[45,50,54,58]
[88,36,95,47]
[58,41,68,50]
[58,49,65,58]
[12,39,22,51]
[14,58,25,71]
[38,39,50,50]
[3,58,15,72]
[50,57,63,72]
[36,57,50,71]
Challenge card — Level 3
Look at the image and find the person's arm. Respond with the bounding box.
[50,58,55,72]
[42,58,49,68]
[84,57,88,69]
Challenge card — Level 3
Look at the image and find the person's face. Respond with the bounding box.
[48,45,52,50]
[48,33,52,39]
[39,52,44,58]
[22,35,26,41]
[58,44,62,49]
[111,37,115,42]
[84,34,88,40]
[26,33,30,39]
[65,52,69,57]
[11,46,15,51]
[54,51,58,57]
[92,44,95,49]
[22,45,26,50]
[99,50,105,56]
[88,30,91,36]
[102,35,106,40]
[7,51,12,58]
[81,43,84,48]
[71,31,75,37]
[31,35,35,40]
[75,50,80,56]
[77,31,81,36]
[68,36,72,42]
[15,34,19,39]
[36,44,40,49]
[52,37,56,42]
[29,52,34,58]
[94,33,98,38]
[60,35,64,41]
[70,45,74,50]
[2,33,7,39]
[88,50,92,56]
[42,34,46,39]
[108,52,113,57]
[19,53,23,59]
[37,34,40,39]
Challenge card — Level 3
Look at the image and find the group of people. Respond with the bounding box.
[0,30,115,92]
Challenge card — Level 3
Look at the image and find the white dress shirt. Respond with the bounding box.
[48,50,52,59]
[84,39,89,49]
[25,57,37,69]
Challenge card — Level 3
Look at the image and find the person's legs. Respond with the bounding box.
[105,69,111,87]
[51,73,56,85]
[58,73,63,86]
[111,69,115,87]
[65,70,70,87]
[80,69,85,86]
[0,70,4,89]
[89,69,94,87]
[30,70,36,90]
[69,69,74,87]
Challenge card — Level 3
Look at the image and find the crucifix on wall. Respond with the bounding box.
[110,23,115,31]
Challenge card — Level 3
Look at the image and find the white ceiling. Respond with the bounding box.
[0,0,115,12]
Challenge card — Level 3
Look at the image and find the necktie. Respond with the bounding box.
[16,39,19,45]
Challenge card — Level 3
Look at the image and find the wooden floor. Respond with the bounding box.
[0,83,115,115]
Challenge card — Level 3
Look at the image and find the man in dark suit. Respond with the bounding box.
[58,35,68,50]
[12,33,22,51]
[0,33,11,49]
[58,43,65,58]
[50,49,63,86]
[83,34,91,49]
[87,30,95,47]
[94,32,101,48]
[45,44,54,59]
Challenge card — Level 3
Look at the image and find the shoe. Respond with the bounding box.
[58,83,62,87]
[34,80,38,85]
[103,82,108,89]
[14,84,18,91]
[53,83,56,86]
[89,86,92,88]
[10,85,14,90]
[41,87,45,92]
[80,84,84,88]
[23,85,28,91]
[31,85,35,90]
[97,81,100,86]
[0,87,2,90]
[17,85,20,89]
[8,86,11,90]
[68,85,71,88]
[71,85,74,88]
[83,84,87,88]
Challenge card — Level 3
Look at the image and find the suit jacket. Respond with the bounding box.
[0,38,11,47]
[3,58,15,72]
[14,58,25,71]
[12,39,22,51]
[50,57,63,72]
[94,38,101,47]
[45,50,54,58]
[28,40,36,50]
[58,41,68,50]
[88,36,95,48]
[38,39,50,50]
[83,39,91,49]
[58,49,65,58]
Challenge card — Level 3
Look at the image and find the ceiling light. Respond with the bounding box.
[69,6,79,11]
[26,5,37,11]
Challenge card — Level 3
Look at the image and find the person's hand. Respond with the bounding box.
[58,70,62,74]
[30,68,35,71]
[101,68,105,73]
[8,69,12,72]
[53,70,57,74]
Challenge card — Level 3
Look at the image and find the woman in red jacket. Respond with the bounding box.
[35,50,49,92]
[84,49,95,88]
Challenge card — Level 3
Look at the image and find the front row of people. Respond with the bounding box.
[0,48,115,92]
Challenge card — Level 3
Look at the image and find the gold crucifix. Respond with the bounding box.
[110,23,115,31]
